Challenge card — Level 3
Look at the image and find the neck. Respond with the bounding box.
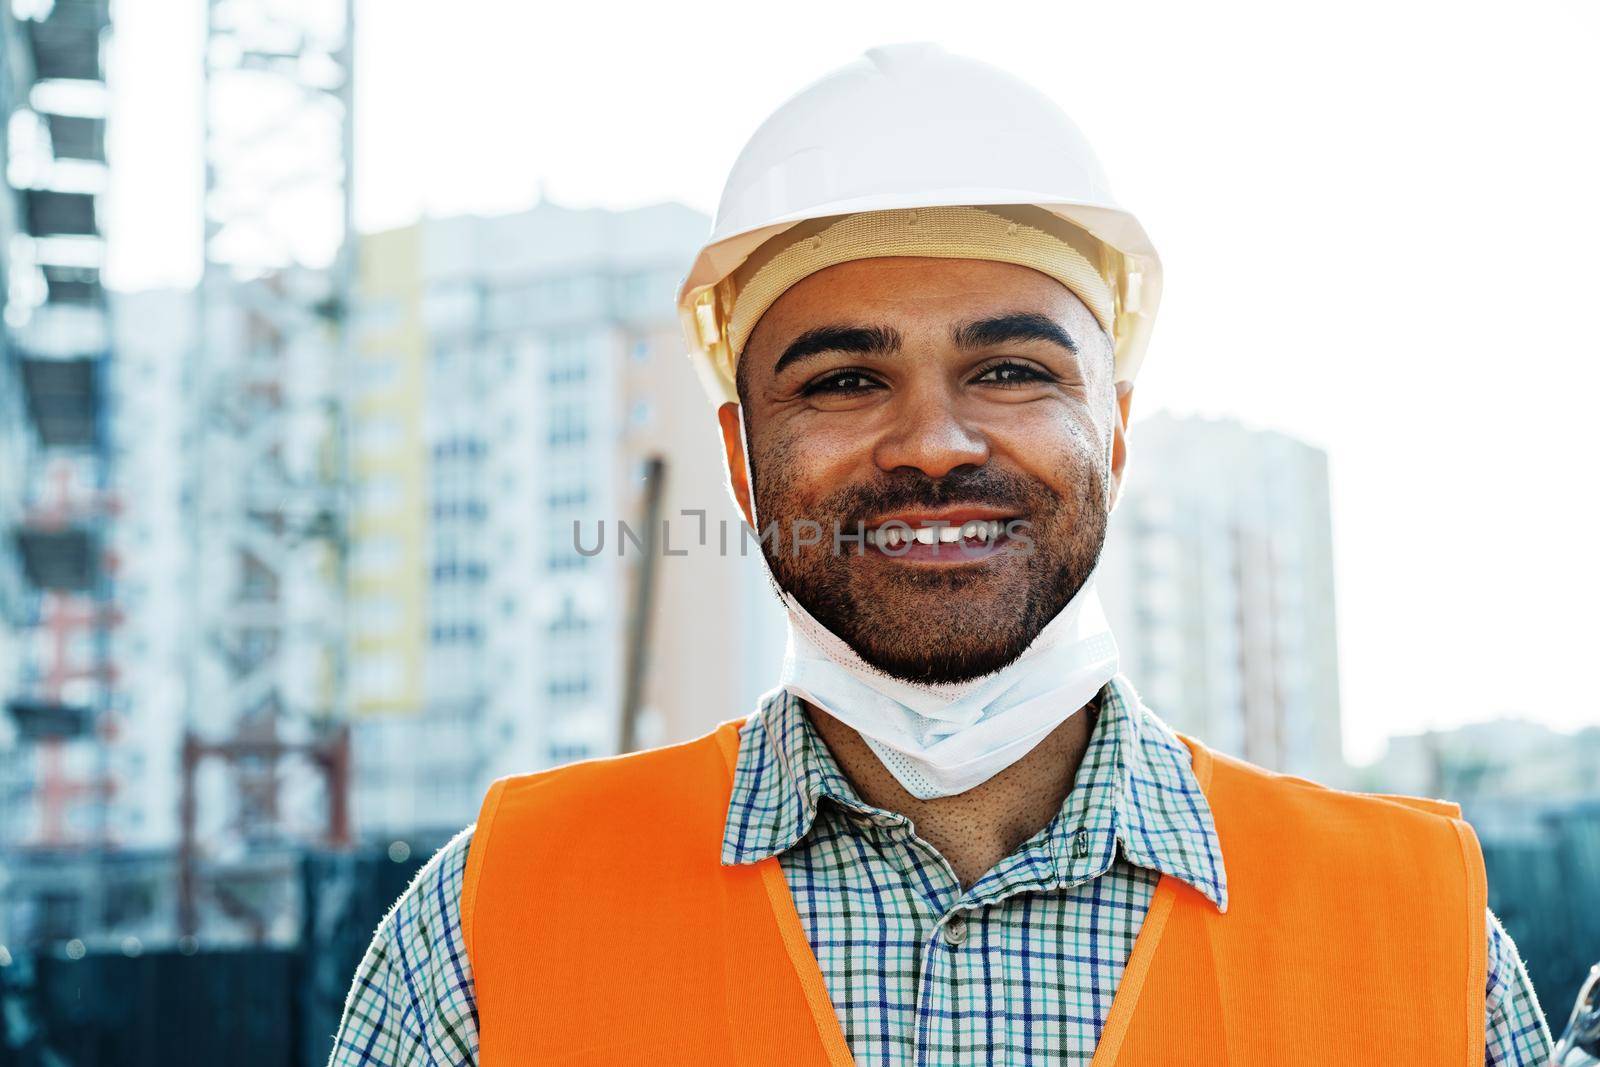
[804,693,1100,890]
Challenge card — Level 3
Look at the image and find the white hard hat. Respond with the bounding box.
[677,42,1164,406]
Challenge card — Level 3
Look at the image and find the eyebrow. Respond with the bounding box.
[951,311,1079,356]
[771,323,902,375]
[768,310,1080,379]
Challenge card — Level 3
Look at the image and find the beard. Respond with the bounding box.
[751,434,1110,686]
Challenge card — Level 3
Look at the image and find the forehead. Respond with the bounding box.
[744,256,1097,361]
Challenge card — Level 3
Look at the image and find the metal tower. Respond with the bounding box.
[183,0,354,939]
[1,0,118,948]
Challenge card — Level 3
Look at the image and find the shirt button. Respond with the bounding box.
[941,914,969,947]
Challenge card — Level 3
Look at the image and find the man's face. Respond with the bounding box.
[720,256,1132,685]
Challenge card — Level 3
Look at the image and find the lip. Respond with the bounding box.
[854,509,1023,568]
[868,532,1015,566]
[862,506,1019,529]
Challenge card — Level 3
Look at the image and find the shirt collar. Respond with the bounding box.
[720,675,1229,913]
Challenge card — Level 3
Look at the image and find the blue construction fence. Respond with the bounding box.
[0,842,434,1067]
[1479,799,1600,1029]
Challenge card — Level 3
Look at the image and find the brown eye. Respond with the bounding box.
[974,361,1052,386]
[803,370,883,396]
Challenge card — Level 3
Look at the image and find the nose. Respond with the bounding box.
[871,381,990,479]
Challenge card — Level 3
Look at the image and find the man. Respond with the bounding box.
[331,44,1552,1065]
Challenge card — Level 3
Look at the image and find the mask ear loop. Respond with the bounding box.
[733,405,792,608]
[734,404,760,531]
[1105,380,1126,515]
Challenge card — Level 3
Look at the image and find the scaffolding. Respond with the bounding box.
[181,0,355,940]
[1,0,118,948]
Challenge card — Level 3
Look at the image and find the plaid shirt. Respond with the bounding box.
[330,676,1553,1065]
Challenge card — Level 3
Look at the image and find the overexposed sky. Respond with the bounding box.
[103,0,1600,763]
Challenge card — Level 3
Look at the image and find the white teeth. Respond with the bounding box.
[868,520,1009,548]
[868,527,907,548]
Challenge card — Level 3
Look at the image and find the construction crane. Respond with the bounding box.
[181,0,356,941]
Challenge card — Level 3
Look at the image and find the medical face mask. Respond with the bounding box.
[778,577,1119,798]
[735,415,1121,800]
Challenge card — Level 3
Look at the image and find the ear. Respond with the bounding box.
[717,401,756,527]
[1108,381,1135,511]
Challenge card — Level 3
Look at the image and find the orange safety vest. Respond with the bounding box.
[462,720,1487,1065]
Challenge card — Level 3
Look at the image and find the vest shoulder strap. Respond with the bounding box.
[461,719,846,1066]
[461,721,740,963]
[1103,733,1487,1066]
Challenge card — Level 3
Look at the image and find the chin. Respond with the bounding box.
[848,629,1030,686]
[824,575,1034,676]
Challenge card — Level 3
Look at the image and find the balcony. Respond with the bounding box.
[24,189,99,239]
[23,0,109,83]
[19,355,100,448]
[13,525,98,592]
[5,697,94,741]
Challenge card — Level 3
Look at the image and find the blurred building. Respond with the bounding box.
[1,0,119,948]
[1357,718,1600,831]
[169,2,359,945]
[101,288,193,852]
[1358,718,1600,1018]
[1099,413,1346,784]
[347,201,785,836]
[0,4,31,689]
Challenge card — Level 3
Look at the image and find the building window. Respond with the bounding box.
[431,559,487,583]
[547,599,589,635]
[546,486,589,509]
[431,498,487,522]
[547,674,591,699]
[548,361,587,386]
[547,405,588,448]
[429,621,484,646]
[548,742,592,764]
[548,547,590,571]
[431,436,486,460]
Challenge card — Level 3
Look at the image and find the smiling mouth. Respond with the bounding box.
[859,513,1023,563]
[867,519,1007,549]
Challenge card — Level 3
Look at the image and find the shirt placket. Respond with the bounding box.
[849,806,1101,1067]
[763,686,1161,1067]
[828,803,975,1067]
[893,822,976,1067]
